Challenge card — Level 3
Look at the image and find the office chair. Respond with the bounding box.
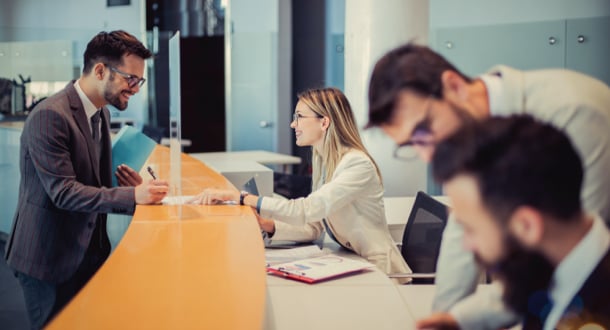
[389,191,449,284]
[142,125,166,144]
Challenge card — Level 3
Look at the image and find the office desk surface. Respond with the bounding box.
[265,240,416,329]
[47,146,267,329]
[189,150,302,166]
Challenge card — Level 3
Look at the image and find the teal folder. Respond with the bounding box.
[111,125,157,187]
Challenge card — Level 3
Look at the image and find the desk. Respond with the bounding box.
[264,240,416,329]
[190,150,302,173]
[202,159,274,197]
[45,149,460,329]
[397,284,521,329]
[47,147,268,329]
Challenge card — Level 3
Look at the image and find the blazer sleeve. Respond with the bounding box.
[561,106,610,222]
[258,152,377,225]
[272,221,324,242]
[25,108,135,214]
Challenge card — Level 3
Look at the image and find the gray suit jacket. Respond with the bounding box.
[5,82,136,284]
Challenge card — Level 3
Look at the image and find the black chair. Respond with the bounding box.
[141,125,166,144]
[389,191,449,284]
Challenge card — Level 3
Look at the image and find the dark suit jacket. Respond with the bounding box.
[523,248,610,329]
[4,82,136,284]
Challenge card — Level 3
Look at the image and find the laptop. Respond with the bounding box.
[242,177,259,196]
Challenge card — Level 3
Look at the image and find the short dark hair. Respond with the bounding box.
[82,30,152,73]
[367,43,471,127]
[432,115,583,221]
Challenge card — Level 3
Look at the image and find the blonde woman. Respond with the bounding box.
[192,87,411,278]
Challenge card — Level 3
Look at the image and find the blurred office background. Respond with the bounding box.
[1,0,609,236]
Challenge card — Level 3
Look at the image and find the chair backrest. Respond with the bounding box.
[400,191,449,276]
[142,125,166,143]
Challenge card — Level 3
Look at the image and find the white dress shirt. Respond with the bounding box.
[73,79,101,136]
[545,214,610,330]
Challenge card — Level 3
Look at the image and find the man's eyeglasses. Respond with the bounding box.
[393,98,437,161]
[393,114,435,160]
[393,131,436,160]
[107,65,146,88]
[292,112,322,125]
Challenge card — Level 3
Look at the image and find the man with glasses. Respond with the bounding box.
[366,43,610,329]
[5,30,169,329]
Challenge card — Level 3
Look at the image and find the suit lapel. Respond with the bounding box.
[555,249,610,329]
[66,82,102,185]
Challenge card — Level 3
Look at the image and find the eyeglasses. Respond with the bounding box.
[292,112,322,125]
[393,131,436,160]
[393,98,437,161]
[393,114,435,160]
[107,65,146,88]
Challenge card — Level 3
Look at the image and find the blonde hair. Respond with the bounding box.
[297,87,382,189]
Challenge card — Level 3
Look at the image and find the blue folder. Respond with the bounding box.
[111,125,157,187]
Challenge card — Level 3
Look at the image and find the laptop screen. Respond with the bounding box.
[242,177,259,195]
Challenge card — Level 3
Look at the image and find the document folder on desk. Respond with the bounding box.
[111,125,157,187]
[267,254,373,284]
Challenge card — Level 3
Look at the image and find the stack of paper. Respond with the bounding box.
[265,245,328,266]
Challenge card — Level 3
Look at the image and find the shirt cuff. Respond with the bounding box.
[256,196,263,214]
[449,283,520,330]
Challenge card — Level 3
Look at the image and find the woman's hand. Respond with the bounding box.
[188,188,239,205]
[254,212,275,234]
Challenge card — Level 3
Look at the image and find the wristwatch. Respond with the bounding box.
[239,191,249,205]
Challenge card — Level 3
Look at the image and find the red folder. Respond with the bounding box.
[266,254,373,284]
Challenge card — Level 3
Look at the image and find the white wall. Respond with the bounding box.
[0,0,148,126]
[344,0,429,197]
[430,0,610,28]
[344,0,429,127]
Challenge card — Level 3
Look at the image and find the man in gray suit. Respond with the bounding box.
[4,30,169,329]
[366,43,610,329]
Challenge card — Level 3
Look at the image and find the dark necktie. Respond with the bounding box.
[91,111,102,161]
[523,290,554,329]
[91,111,101,141]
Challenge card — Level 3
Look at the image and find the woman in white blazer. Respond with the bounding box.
[192,87,411,279]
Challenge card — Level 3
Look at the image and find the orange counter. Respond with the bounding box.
[47,146,267,329]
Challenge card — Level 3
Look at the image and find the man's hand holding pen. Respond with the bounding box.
[135,179,169,204]
[115,164,169,204]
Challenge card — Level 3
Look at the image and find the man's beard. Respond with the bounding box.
[104,76,129,110]
[475,234,554,316]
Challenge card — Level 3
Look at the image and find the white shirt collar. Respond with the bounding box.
[478,73,505,116]
[73,80,101,132]
[544,214,610,330]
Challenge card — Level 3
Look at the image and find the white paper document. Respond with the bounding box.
[265,245,328,266]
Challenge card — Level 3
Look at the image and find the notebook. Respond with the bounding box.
[111,125,157,187]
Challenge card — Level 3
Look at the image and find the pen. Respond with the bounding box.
[147,166,157,180]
